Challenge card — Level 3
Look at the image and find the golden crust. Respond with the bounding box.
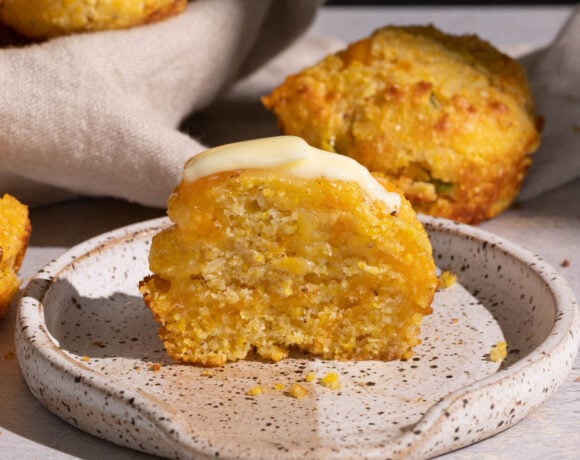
[0,0,187,39]
[0,194,31,318]
[140,170,437,366]
[262,25,541,224]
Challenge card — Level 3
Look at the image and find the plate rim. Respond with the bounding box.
[16,215,580,459]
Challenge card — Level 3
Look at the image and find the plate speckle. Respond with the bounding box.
[16,216,580,459]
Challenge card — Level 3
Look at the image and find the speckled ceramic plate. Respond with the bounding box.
[16,216,579,460]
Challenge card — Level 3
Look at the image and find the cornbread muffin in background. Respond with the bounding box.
[140,136,437,367]
[0,194,31,318]
[0,0,187,39]
[262,25,541,224]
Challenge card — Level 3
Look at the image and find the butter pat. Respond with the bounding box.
[183,136,400,213]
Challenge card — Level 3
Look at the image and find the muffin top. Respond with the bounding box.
[183,136,401,214]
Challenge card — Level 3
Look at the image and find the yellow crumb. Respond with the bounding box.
[574,376,580,383]
[201,370,214,377]
[148,363,162,372]
[288,383,309,399]
[272,383,286,391]
[304,372,316,382]
[319,371,341,390]
[489,341,508,363]
[438,270,457,289]
[81,356,90,362]
[247,385,264,396]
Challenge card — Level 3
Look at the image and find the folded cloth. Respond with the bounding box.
[518,5,580,200]
[0,0,322,207]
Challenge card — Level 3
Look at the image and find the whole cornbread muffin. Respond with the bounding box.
[0,194,31,318]
[0,0,187,39]
[139,136,437,366]
[262,25,541,224]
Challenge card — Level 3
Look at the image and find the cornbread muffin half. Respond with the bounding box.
[140,136,437,366]
[262,25,541,224]
[0,194,31,318]
[0,0,187,39]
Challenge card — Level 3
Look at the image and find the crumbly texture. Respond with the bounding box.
[304,372,316,382]
[0,0,187,39]
[140,169,437,366]
[262,25,541,224]
[438,270,457,289]
[288,383,309,399]
[319,371,341,390]
[489,340,508,363]
[246,385,263,396]
[0,194,31,318]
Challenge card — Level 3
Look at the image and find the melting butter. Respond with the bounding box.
[183,136,400,213]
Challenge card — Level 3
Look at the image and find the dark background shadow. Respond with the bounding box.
[29,197,163,248]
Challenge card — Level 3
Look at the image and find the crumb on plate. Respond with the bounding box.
[489,340,507,363]
[288,383,309,399]
[304,372,316,382]
[319,371,341,390]
[438,270,457,289]
[247,385,264,396]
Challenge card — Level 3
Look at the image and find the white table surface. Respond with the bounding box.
[1,5,579,460]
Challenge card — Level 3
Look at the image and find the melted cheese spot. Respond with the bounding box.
[183,136,400,213]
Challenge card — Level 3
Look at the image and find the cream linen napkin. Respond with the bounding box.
[0,0,322,207]
[519,4,580,200]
